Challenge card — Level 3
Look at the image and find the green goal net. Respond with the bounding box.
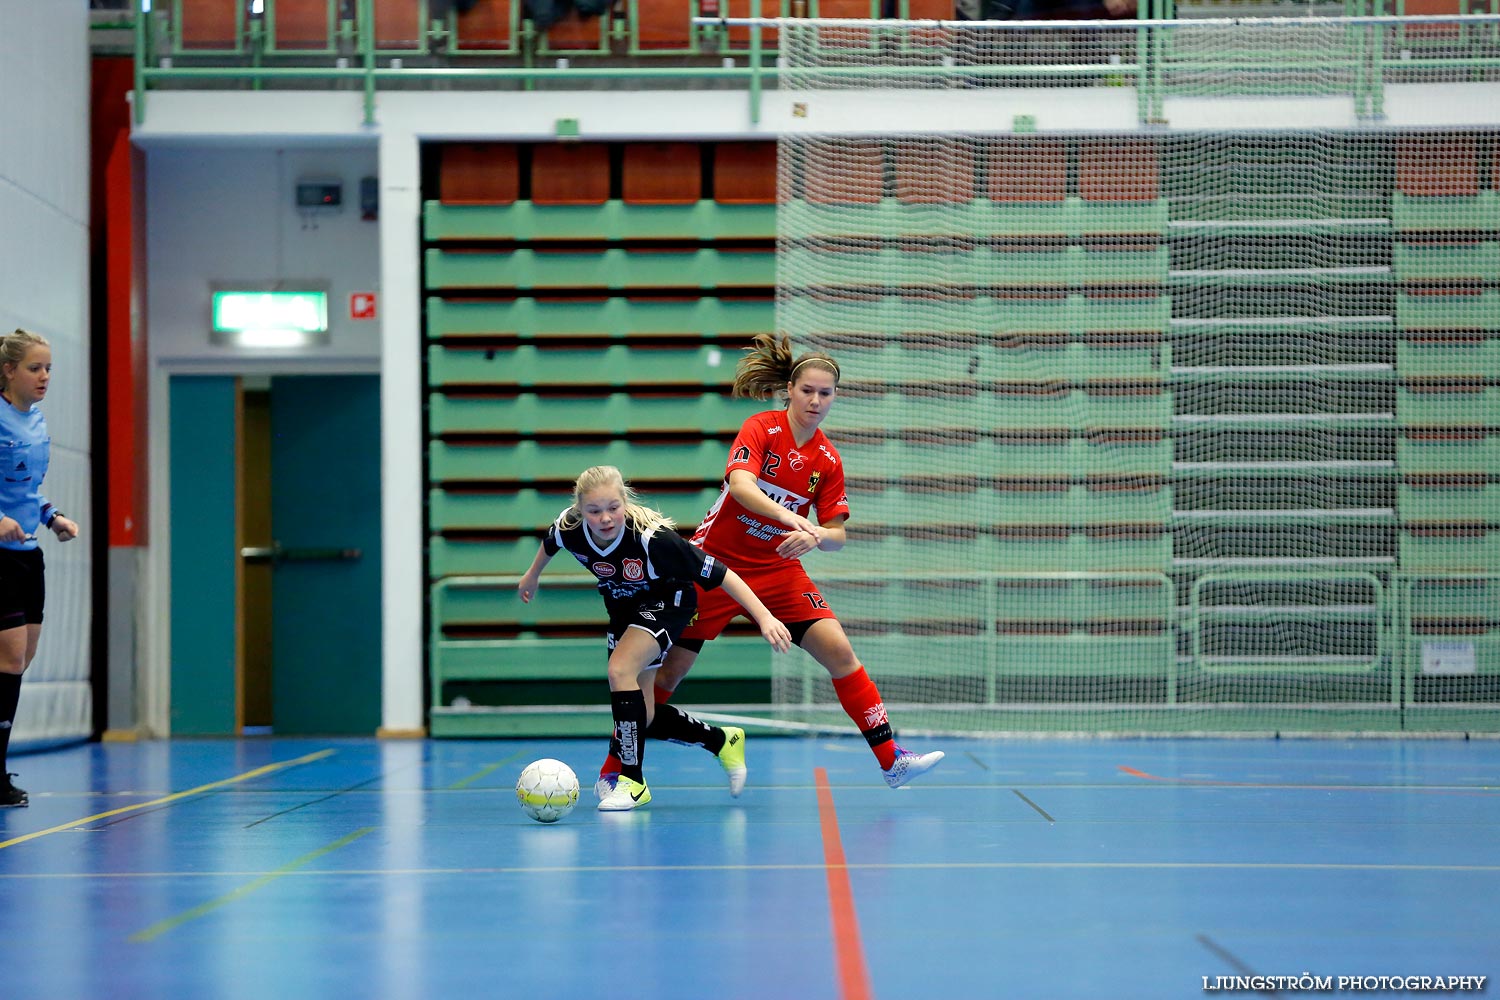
[769,17,1500,735]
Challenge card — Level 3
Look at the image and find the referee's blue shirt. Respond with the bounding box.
[0,398,54,551]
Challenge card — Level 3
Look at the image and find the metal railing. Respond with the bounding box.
[133,0,786,124]
[431,568,1498,722]
[1393,571,1500,711]
[129,2,1500,126]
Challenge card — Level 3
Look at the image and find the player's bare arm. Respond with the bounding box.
[517,543,553,603]
[726,468,819,536]
[775,515,847,559]
[815,515,847,552]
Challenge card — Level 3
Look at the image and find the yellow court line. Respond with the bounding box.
[447,750,527,790]
[0,748,338,851]
[129,826,375,943]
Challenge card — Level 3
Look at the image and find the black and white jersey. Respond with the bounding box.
[543,511,729,619]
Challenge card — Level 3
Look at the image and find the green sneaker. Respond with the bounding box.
[716,727,747,797]
[597,774,651,811]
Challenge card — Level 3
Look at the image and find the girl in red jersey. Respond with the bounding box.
[598,334,943,790]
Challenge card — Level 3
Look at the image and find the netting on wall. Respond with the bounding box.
[774,12,1500,123]
[771,22,1500,734]
[775,19,1141,92]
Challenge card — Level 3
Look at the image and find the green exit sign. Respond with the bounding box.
[212,290,329,347]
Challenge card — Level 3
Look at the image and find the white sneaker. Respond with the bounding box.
[882,747,945,789]
[594,773,618,802]
[716,727,747,797]
[597,775,652,811]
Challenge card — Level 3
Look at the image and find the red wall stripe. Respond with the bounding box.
[105,130,142,546]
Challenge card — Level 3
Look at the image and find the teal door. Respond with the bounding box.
[268,375,383,734]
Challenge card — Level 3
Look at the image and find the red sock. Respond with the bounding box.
[831,666,897,770]
[600,726,622,778]
[654,683,674,706]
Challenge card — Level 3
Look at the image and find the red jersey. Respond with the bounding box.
[690,409,851,571]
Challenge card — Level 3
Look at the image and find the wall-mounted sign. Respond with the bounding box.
[211,288,330,348]
[349,292,378,321]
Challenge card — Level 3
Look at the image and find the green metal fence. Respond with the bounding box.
[130,2,1500,126]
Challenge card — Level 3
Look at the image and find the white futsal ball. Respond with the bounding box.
[516,758,580,823]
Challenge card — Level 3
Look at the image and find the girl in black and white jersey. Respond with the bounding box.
[518,465,791,811]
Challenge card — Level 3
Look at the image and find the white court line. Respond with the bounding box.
[5,860,1500,880]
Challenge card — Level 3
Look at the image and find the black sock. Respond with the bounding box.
[611,689,648,784]
[645,704,726,756]
[0,672,22,773]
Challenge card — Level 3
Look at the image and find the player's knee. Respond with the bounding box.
[605,655,641,689]
[0,640,27,675]
[813,640,860,676]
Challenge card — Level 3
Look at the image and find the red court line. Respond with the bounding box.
[814,767,873,1000]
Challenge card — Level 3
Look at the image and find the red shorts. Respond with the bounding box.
[682,561,837,642]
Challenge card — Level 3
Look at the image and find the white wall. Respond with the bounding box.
[141,141,385,736]
[0,0,92,745]
[146,143,382,372]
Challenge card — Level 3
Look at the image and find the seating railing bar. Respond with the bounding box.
[133,8,1500,127]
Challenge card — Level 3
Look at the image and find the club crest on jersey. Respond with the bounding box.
[622,558,645,582]
[592,561,615,578]
[807,471,820,493]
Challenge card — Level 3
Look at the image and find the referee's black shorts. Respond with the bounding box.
[0,547,45,631]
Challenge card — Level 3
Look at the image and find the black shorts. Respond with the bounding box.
[676,616,822,654]
[0,547,45,631]
[606,591,697,669]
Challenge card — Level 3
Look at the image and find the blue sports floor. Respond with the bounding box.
[1,735,1497,1000]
